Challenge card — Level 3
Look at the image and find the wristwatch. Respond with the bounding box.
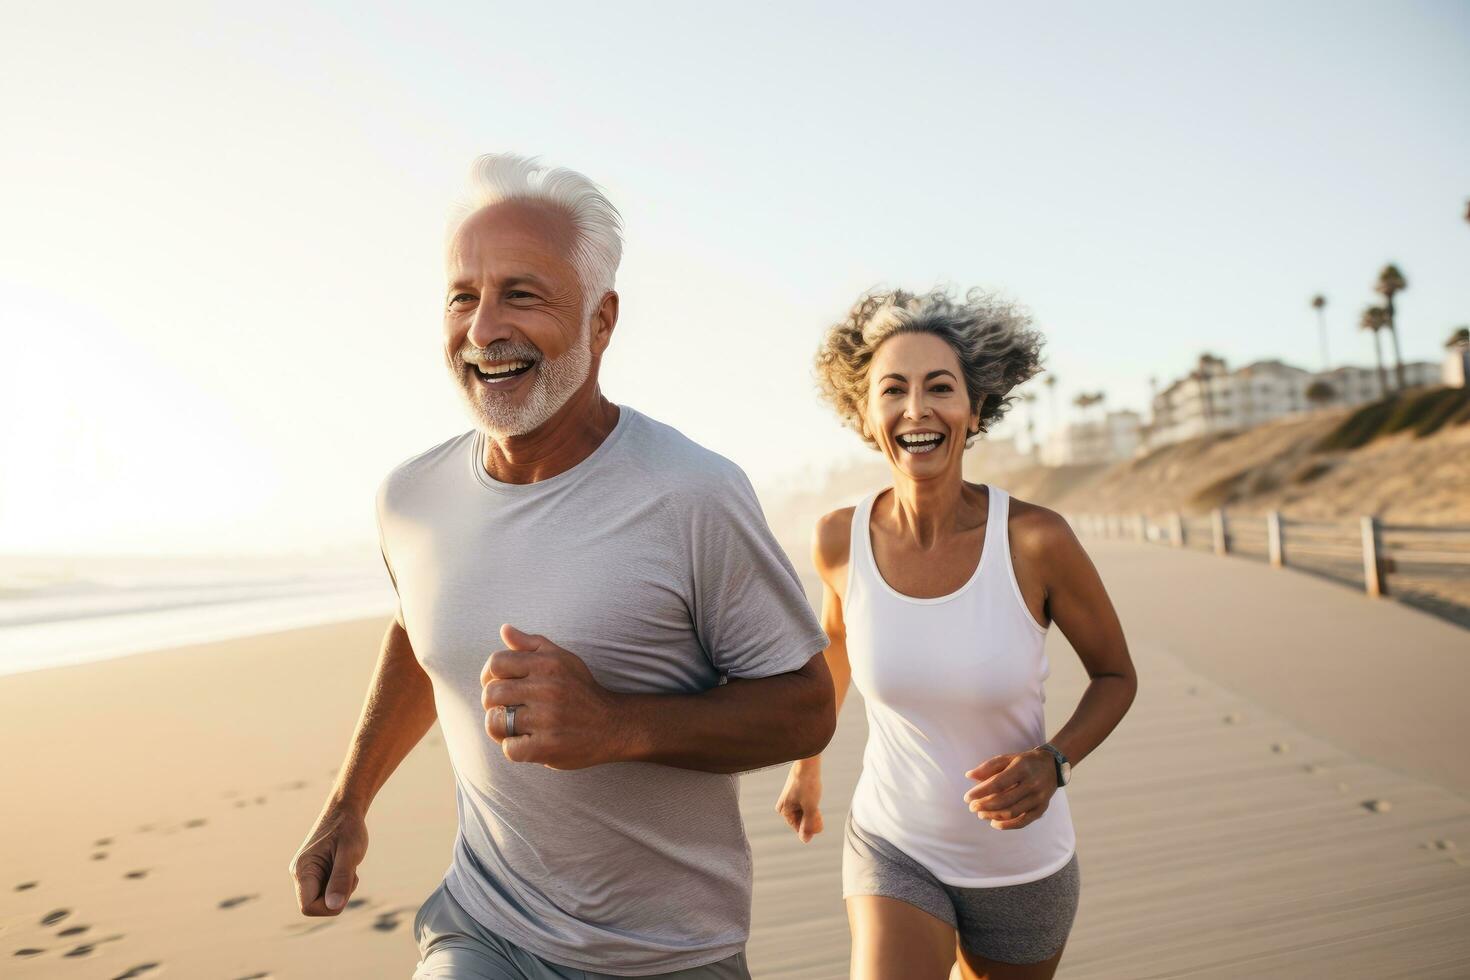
[1039,743,1071,787]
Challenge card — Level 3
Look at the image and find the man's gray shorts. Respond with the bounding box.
[411,881,752,980]
[842,813,1080,964]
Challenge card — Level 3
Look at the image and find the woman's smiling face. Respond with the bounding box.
[864,331,980,480]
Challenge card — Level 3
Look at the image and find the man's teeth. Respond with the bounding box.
[477,360,530,377]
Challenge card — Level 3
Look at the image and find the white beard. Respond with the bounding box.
[454,331,594,438]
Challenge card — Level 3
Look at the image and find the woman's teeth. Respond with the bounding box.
[897,432,945,454]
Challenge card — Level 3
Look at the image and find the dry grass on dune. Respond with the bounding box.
[976,390,1470,524]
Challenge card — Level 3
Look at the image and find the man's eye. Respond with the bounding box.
[507,290,537,301]
[449,293,476,305]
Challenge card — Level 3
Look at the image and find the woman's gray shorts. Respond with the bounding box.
[842,813,1080,965]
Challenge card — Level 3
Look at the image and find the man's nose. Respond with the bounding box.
[467,303,514,350]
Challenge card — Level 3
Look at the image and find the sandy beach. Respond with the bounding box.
[3,539,1468,978]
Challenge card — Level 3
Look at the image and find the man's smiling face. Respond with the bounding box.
[443,199,595,437]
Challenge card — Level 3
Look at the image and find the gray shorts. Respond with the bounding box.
[842,813,1080,965]
[412,881,751,980]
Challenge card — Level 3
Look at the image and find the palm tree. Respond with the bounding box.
[1359,305,1391,397]
[1044,374,1058,433]
[1375,265,1408,390]
[1447,326,1470,349]
[1311,294,1329,370]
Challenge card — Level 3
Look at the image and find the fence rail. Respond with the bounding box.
[1069,508,1470,626]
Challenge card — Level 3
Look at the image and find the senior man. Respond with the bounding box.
[288,154,835,980]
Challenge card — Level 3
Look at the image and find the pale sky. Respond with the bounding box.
[3,1,1468,556]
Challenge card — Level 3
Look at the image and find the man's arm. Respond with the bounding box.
[482,625,835,775]
[289,618,437,915]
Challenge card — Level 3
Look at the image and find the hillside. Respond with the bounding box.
[987,387,1470,523]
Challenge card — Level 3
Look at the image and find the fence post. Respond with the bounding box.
[1171,512,1185,548]
[1212,508,1230,556]
[1361,516,1387,598]
[1267,511,1284,568]
[1136,514,1148,542]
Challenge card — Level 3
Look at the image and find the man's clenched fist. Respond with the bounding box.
[480,624,632,770]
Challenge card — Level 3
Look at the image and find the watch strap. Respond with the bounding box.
[1039,742,1068,786]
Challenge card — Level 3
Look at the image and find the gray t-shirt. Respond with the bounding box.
[377,406,827,975]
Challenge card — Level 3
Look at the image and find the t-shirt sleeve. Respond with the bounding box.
[688,463,828,679]
[375,480,405,627]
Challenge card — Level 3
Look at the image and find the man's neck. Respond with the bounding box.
[481,385,621,485]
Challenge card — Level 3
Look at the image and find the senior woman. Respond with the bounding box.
[775,288,1137,980]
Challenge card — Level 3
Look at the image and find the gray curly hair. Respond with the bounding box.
[815,286,1045,450]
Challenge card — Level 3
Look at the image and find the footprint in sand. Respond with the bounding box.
[184,818,208,829]
[280,779,309,791]
[40,909,70,926]
[218,894,259,910]
[285,920,335,937]
[1222,712,1241,725]
[1302,763,1322,774]
[113,964,163,979]
[1362,799,1392,813]
[64,943,97,958]
[57,925,89,937]
[1270,742,1289,754]
[13,881,38,891]
[346,897,370,909]
[137,823,156,833]
[234,973,272,979]
[125,869,150,880]
[92,852,109,861]
[14,947,46,957]
[372,909,408,932]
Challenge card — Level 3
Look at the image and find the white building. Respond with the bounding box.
[1041,410,1142,466]
[1445,336,1469,388]
[1148,355,1440,449]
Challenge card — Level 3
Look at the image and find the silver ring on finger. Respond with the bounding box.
[505,704,517,738]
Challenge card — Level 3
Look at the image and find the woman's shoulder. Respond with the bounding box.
[812,504,858,580]
[1004,494,1080,559]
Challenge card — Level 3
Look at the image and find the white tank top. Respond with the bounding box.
[846,485,1076,887]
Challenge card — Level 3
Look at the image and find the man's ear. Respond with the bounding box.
[589,291,619,356]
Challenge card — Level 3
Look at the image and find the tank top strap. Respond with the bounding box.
[846,490,881,608]
[986,485,1010,561]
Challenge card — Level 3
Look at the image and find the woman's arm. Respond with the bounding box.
[774,508,854,841]
[966,505,1137,828]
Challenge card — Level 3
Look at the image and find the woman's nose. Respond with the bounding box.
[904,392,930,419]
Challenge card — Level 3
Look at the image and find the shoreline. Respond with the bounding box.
[0,597,395,678]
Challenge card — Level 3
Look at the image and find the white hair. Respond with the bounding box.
[447,153,624,320]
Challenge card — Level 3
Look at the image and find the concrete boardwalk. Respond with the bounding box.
[744,540,1470,979]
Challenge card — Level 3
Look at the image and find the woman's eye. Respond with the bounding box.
[931,384,953,393]
[882,386,903,396]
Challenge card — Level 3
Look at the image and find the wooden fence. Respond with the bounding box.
[1070,510,1470,611]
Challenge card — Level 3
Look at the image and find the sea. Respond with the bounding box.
[0,554,397,676]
